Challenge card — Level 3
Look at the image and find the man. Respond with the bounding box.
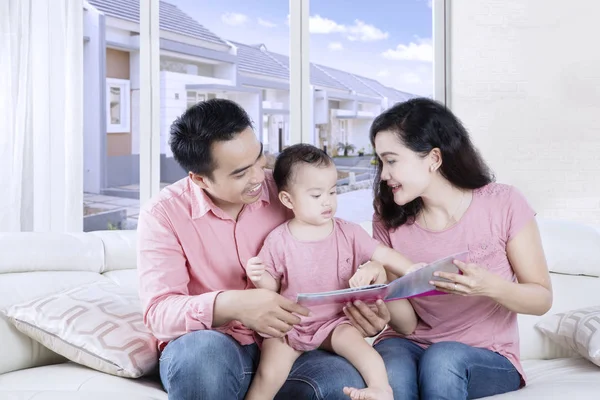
[137,98,389,399]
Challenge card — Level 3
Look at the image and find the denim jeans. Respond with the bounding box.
[159,330,365,400]
[374,338,522,400]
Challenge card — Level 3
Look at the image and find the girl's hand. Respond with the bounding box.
[246,256,266,282]
[430,259,502,296]
[350,261,387,288]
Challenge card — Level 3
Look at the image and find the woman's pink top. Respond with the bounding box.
[373,183,536,383]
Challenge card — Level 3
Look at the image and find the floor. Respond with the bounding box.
[83,188,375,231]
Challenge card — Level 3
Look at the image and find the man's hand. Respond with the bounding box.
[214,289,310,338]
[349,261,387,288]
[246,256,266,282]
[343,299,391,338]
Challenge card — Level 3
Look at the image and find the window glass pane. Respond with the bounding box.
[159,0,291,200]
[308,0,433,223]
[109,86,121,124]
[83,1,141,231]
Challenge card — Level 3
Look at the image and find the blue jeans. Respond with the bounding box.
[159,330,365,399]
[374,338,522,400]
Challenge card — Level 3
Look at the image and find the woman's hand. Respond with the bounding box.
[343,300,391,337]
[430,259,502,297]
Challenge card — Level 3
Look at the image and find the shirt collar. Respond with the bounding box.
[190,178,271,220]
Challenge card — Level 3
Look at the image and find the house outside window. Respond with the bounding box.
[186,91,206,109]
[106,78,130,133]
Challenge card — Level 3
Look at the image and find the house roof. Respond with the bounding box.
[353,76,417,104]
[88,0,228,46]
[244,46,414,100]
[230,42,289,80]
[260,49,357,92]
[89,0,418,100]
[314,65,380,98]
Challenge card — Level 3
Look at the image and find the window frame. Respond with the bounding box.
[137,0,449,202]
[105,78,131,133]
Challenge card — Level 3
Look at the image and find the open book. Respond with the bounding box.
[296,251,469,306]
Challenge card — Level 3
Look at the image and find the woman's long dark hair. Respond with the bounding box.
[371,98,494,230]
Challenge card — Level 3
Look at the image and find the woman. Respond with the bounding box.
[344,98,552,400]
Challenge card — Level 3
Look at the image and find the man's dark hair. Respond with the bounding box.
[169,98,253,178]
[273,143,333,192]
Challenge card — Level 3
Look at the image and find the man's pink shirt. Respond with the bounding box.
[373,183,536,383]
[137,171,290,348]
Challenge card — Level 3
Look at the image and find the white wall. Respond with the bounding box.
[449,0,600,224]
[313,90,329,125]
[228,92,261,141]
[350,119,372,153]
[83,8,103,193]
[263,88,290,109]
[105,26,137,49]
[160,71,234,157]
[264,114,289,154]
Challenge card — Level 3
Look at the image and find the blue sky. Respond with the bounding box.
[171,0,433,95]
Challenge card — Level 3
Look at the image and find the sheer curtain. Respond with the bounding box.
[0,0,83,232]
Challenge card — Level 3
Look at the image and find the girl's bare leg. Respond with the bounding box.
[245,337,302,400]
[322,324,393,400]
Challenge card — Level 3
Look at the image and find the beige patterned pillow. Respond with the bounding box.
[536,306,600,367]
[2,281,158,378]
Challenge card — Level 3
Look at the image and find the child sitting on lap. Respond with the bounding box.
[245,144,420,400]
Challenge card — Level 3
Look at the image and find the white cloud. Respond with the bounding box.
[309,15,345,34]
[346,20,389,42]
[382,38,433,62]
[328,42,344,51]
[401,72,423,84]
[258,18,276,28]
[378,69,390,78]
[221,12,248,26]
[308,15,388,42]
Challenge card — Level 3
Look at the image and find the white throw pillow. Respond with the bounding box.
[535,305,600,367]
[2,281,158,378]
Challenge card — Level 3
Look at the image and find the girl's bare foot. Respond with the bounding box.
[343,385,393,400]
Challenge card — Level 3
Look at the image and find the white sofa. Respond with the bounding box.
[1,218,600,399]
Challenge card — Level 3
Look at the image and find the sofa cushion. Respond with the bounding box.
[487,358,600,398]
[0,271,105,375]
[2,281,158,378]
[0,232,104,274]
[1,357,599,399]
[535,305,600,367]
[0,362,166,400]
[537,219,600,277]
[90,230,137,273]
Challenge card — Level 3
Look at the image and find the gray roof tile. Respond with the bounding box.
[88,0,228,46]
[353,76,417,104]
[267,52,351,91]
[314,65,380,97]
[237,47,419,100]
[230,42,288,80]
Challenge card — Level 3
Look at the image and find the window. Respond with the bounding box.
[186,91,206,109]
[105,78,131,133]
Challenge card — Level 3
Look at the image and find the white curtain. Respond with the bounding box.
[0,0,83,232]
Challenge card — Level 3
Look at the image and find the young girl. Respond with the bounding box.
[244,144,420,400]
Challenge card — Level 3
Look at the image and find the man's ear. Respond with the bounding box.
[278,191,294,210]
[189,172,210,189]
